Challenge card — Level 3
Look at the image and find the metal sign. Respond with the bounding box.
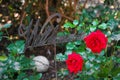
[18,13,85,51]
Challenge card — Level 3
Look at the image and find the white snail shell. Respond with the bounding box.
[33,56,49,72]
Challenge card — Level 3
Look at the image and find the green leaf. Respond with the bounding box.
[85,61,92,69]
[79,22,85,27]
[66,42,75,50]
[97,68,109,77]
[23,78,29,80]
[113,75,120,80]
[106,31,111,36]
[57,31,69,37]
[73,20,79,25]
[94,63,100,70]
[58,69,69,78]
[65,50,72,55]
[17,73,27,80]
[90,26,96,32]
[62,69,69,76]
[88,54,95,62]
[75,45,86,53]
[115,46,120,49]
[56,53,67,61]
[7,40,25,54]
[0,56,8,61]
[3,23,12,28]
[35,73,42,79]
[74,40,81,45]
[0,32,3,41]
[95,57,102,63]
[76,23,84,31]
[87,77,96,80]
[111,67,120,77]
[98,23,107,29]
[99,50,105,56]
[76,26,81,31]
[108,37,112,43]
[98,60,113,77]
[86,48,91,53]
[116,58,120,63]
[92,19,99,26]
[26,15,31,23]
[57,32,65,37]
[64,22,75,28]
[107,19,118,30]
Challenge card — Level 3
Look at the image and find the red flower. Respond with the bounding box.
[84,30,107,53]
[66,52,84,74]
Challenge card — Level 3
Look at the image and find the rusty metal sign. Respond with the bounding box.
[18,13,85,51]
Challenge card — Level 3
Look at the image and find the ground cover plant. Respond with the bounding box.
[0,0,120,80]
[56,5,120,79]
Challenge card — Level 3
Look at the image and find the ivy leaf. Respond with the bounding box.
[76,23,85,31]
[7,40,25,54]
[107,19,118,30]
[57,32,64,37]
[35,73,42,80]
[98,23,107,30]
[57,31,69,37]
[116,58,120,63]
[17,73,27,80]
[99,50,105,56]
[88,54,95,61]
[73,20,79,26]
[76,26,81,31]
[56,53,67,61]
[90,26,96,32]
[115,46,120,49]
[92,19,99,26]
[113,76,120,80]
[79,22,85,27]
[74,40,81,45]
[65,50,72,55]
[23,78,29,80]
[94,63,100,70]
[64,22,75,28]
[85,61,92,69]
[66,42,75,50]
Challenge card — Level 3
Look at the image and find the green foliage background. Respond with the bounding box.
[0,0,120,80]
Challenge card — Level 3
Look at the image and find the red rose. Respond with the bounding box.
[66,52,84,74]
[84,30,108,53]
